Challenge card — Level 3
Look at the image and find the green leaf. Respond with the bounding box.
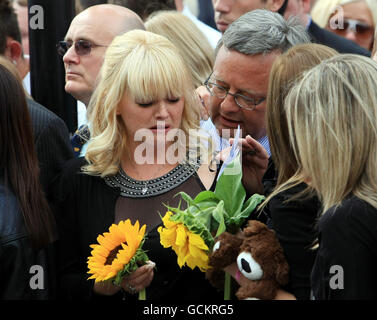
[212,200,227,237]
[227,193,265,228]
[239,193,265,217]
[175,192,196,207]
[188,200,218,214]
[181,213,214,248]
[193,191,219,203]
[214,154,246,217]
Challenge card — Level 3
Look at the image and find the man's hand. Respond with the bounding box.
[230,135,269,195]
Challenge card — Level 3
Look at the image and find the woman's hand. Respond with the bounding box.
[274,289,296,300]
[93,260,155,296]
[120,261,155,294]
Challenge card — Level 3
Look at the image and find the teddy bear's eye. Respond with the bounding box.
[237,252,263,280]
[213,240,221,252]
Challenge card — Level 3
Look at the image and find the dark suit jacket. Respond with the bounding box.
[308,20,371,57]
[27,98,74,193]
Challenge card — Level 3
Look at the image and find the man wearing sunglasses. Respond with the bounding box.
[58,4,144,156]
[213,0,370,56]
[59,4,144,107]
[284,0,371,55]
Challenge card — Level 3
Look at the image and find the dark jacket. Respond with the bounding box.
[27,98,74,194]
[0,182,56,300]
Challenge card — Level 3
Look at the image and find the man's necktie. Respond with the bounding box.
[71,124,90,157]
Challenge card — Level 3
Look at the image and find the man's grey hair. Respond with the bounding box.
[218,9,311,56]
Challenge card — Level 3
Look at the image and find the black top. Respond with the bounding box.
[311,196,377,300]
[262,159,320,300]
[266,184,320,300]
[52,157,222,301]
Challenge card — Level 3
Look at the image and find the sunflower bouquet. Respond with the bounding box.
[158,129,265,298]
[87,219,149,299]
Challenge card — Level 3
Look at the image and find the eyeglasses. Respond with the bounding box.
[204,74,265,111]
[331,19,374,36]
[56,40,108,56]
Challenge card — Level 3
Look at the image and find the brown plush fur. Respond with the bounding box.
[206,220,289,300]
[205,232,243,289]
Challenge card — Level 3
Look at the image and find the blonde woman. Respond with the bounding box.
[222,44,338,300]
[52,29,226,300]
[261,44,338,300]
[284,54,377,299]
[311,0,377,50]
[146,11,214,119]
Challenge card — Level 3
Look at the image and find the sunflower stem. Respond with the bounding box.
[224,272,231,300]
[139,288,146,300]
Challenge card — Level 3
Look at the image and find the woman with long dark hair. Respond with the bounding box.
[0,63,56,299]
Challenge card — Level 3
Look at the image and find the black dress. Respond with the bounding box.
[52,157,222,301]
[311,196,377,300]
[262,159,321,300]
[266,184,320,300]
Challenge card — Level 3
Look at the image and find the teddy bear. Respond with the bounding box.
[205,220,289,300]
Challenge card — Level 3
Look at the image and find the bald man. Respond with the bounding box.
[61,4,145,106]
[58,4,145,156]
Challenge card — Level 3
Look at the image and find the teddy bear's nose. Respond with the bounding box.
[241,258,251,273]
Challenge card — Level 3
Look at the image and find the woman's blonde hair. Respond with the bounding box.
[285,54,377,213]
[84,30,202,177]
[261,43,338,208]
[145,11,214,88]
[372,28,377,57]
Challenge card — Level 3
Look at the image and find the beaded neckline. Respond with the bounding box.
[104,160,200,198]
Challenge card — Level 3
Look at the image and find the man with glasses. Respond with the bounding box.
[201,9,310,156]
[57,4,144,156]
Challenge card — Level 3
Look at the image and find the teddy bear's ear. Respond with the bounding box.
[274,250,290,286]
[243,220,269,237]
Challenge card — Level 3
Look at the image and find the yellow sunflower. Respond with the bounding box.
[87,219,146,283]
[158,211,210,272]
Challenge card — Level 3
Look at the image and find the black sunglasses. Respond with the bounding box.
[56,40,107,56]
[332,19,374,36]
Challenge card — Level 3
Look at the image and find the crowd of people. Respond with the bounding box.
[1,0,377,300]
